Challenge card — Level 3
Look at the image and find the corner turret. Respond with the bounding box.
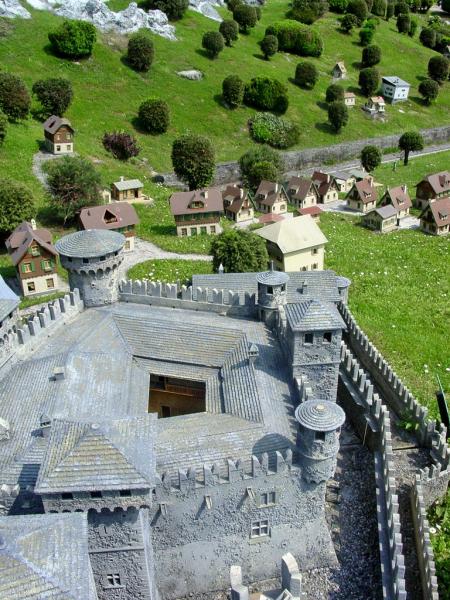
[256,264,290,328]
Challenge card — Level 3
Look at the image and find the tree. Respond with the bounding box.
[386,1,395,19]
[0,179,35,235]
[0,73,31,121]
[359,25,375,45]
[152,0,189,20]
[396,13,411,33]
[294,61,318,88]
[44,156,101,224]
[346,0,368,24]
[0,112,7,146]
[239,146,283,190]
[138,99,170,134]
[442,0,450,11]
[32,78,73,117]
[419,27,437,48]
[325,83,345,103]
[222,75,245,108]
[102,131,140,160]
[244,77,289,113]
[211,229,269,273]
[358,66,380,96]
[227,0,242,11]
[233,4,257,33]
[266,21,324,56]
[361,145,382,171]
[398,131,424,165]
[328,101,349,132]
[394,1,409,14]
[418,78,439,104]
[329,0,349,13]
[260,35,279,59]
[362,44,381,66]
[290,0,329,24]
[48,19,96,58]
[408,16,418,36]
[202,31,225,58]
[372,0,387,17]
[219,19,239,46]
[171,134,215,190]
[341,12,358,31]
[428,55,449,84]
[127,32,154,72]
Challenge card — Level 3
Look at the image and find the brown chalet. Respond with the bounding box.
[420,197,450,236]
[346,179,377,213]
[170,188,223,237]
[285,176,319,210]
[222,185,254,223]
[78,203,140,252]
[43,116,74,155]
[311,171,339,204]
[380,185,412,218]
[254,181,288,214]
[5,221,58,297]
[415,171,450,210]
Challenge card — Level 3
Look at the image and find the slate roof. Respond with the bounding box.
[383,186,412,211]
[256,215,328,254]
[286,176,317,202]
[382,76,410,88]
[311,171,336,197]
[170,188,223,216]
[55,229,125,258]
[255,181,286,206]
[5,222,57,266]
[333,170,353,182]
[349,180,377,204]
[258,213,284,224]
[43,115,74,135]
[333,62,346,74]
[417,171,450,196]
[0,275,19,322]
[285,300,345,332]
[222,185,249,213]
[295,399,345,432]
[79,202,139,231]
[0,513,97,599]
[112,178,143,191]
[423,196,450,227]
[256,269,290,286]
[366,205,398,219]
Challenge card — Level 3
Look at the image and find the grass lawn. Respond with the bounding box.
[127,258,213,283]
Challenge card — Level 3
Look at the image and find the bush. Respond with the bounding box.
[409,16,418,36]
[420,27,437,48]
[32,78,73,117]
[372,0,387,16]
[428,55,450,84]
[362,44,381,66]
[325,83,345,102]
[102,131,140,160]
[359,26,375,45]
[329,0,349,13]
[239,145,283,191]
[294,61,319,88]
[233,4,257,32]
[266,20,323,56]
[260,34,279,59]
[48,19,96,58]
[341,12,358,31]
[328,101,349,132]
[398,131,424,165]
[396,13,411,33]
[359,66,380,96]
[202,31,225,58]
[171,134,215,190]
[0,178,35,235]
[346,0,368,24]
[244,76,289,113]
[211,229,269,274]
[142,0,189,20]
[227,0,242,11]
[248,113,300,148]
[222,75,245,107]
[219,19,239,46]
[127,32,154,72]
[418,78,439,104]
[394,1,409,14]
[442,0,450,11]
[0,73,31,121]
[138,99,170,134]
[0,112,7,146]
[290,0,329,24]
[361,145,382,171]
[386,1,395,19]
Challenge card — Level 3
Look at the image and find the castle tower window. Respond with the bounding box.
[90,491,102,498]
[61,492,73,500]
[304,333,313,345]
[259,491,276,507]
[315,431,326,441]
[119,489,131,497]
[251,519,269,538]
[106,573,122,588]
[267,286,273,295]
[323,332,332,343]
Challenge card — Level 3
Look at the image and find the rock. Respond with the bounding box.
[0,0,31,18]
[189,0,223,21]
[177,69,203,80]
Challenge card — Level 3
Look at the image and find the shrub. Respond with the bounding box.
[260,34,279,59]
[329,0,349,13]
[233,4,257,32]
[398,131,424,165]
[396,13,411,33]
[442,0,450,11]
[418,78,439,104]
[346,0,368,24]
[219,19,239,46]
[202,31,225,58]
[171,134,215,190]
[328,101,349,132]
[222,75,245,107]
[362,44,381,66]
[294,61,319,88]
[248,113,300,148]
[32,78,73,117]
[409,16,418,36]
[211,229,268,274]
[420,27,437,48]
[361,145,382,171]
[386,1,395,19]
[102,131,140,160]
[360,26,375,45]
[290,0,329,24]
[255,6,262,20]
[359,66,380,96]
[325,83,345,102]
[48,19,96,58]
[341,12,358,31]
[127,32,154,72]
[227,0,242,11]
[142,0,189,20]
[244,77,289,113]
[266,20,323,56]
[0,73,31,120]
[0,112,7,146]
[239,145,283,191]
[138,99,170,134]
[428,55,450,84]
[372,0,387,16]
[0,178,35,235]
[394,1,409,14]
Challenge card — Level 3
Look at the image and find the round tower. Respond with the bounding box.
[55,229,125,308]
[295,399,345,484]
[336,275,351,305]
[256,266,290,327]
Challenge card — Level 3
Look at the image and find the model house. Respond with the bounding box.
[415,171,450,210]
[346,179,377,213]
[332,171,355,193]
[311,171,339,204]
[362,205,398,233]
[364,96,385,114]
[420,197,450,236]
[43,116,74,154]
[78,202,140,252]
[5,221,59,297]
[169,188,223,236]
[381,76,410,103]
[332,62,347,79]
[111,177,146,203]
[256,215,328,271]
[258,213,284,225]
[285,176,319,209]
[254,181,288,214]
[349,169,374,184]
[344,92,356,107]
[222,185,254,223]
[298,205,322,222]
[380,185,412,218]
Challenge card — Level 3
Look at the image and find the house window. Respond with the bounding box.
[304,333,313,345]
[46,278,55,289]
[106,574,122,587]
[90,491,102,498]
[125,241,131,250]
[259,491,276,507]
[312,248,318,255]
[27,282,36,292]
[23,263,32,273]
[251,519,269,538]
[181,228,187,236]
[312,263,318,270]
[210,226,216,234]
[267,286,273,295]
[119,489,132,497]
[280,205,286,211]
[200,226,207,234]
[67,133,71,140]
[61,492,73,500]
[191,228,197,236]
[56,145,61,152]
[323,331,332,343]
[30,246,40,257]
[83,258,89,264]
[315,431,326,441]
[42,259,52,271]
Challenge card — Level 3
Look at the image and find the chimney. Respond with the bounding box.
[120,176,124,182]
[53,367,65,381]
[240,187,244,199]
[274,183,279,193]
[218,263,224,274]
[203,190,208,200]
[30,219,37,231]
[248,343,259,366]
[40,414,51,438]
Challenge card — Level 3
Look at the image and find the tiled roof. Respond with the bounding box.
[258,213,284,224]
[382,76,410,87]
[384,186,412,211]
[170,188,223,216]
[0,275,19,322]
[43,115,73,135]
[286,176,316,201]
[368,205,398,219]
[79,202,139,230]
[285,300,345,331]
[295,399,345,432]
[350,180,377,204]
[256,215,328,253]
[112,178,143,191]
[255,181,285,206]
[299,206,322,216]
[55,229,125,258]
[418,171,450,196]
[427,196,450,227]
[5,222,57,266]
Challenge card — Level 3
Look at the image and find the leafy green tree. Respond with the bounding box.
[420,27,437,48]
[32,78,73,117]
[138,99,170,134]
[290,0,329,24]
[358,66,380,96]
[294,61,319,88]
[325,83,345,102]
[202,31,225,58]
[233,4,257,33]
[211,229,269,273]
[372,0,387,17]
[328,101,349,132]
[127,32,154,72]
[239,146,283,191]
[227,0,242,11]
[347,0,368,24]
[222,75,245,107]
[48,20,96,58]
[361,145,382,171]
[386,1,395,19]
[362,44,381,66]
[329,0,349,13]
[260,35,279,59]
[398,131,424,165]
[142,0,189,19]
[0,112,7,146]
[0,73,31,121]
[0,179,35,235]
[360,26,375,45]
[396,13,411,33]
[266,21,323,56]
[44,156,101,225]
[394,1,409,14]
[171,134,215,190]
[219,19,239,46]
[408,16,418,36]
[428,55,449,84]
[418,78,439,104]
[341,12,358,31]
[244,77,289,113]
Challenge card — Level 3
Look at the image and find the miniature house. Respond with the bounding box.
[381,76,410,103]
[364,96,385,114]
[380,185,412,219]
[415,171,450,210]
[332,62,347,79]
[420,197,450,236]
[111,177,146,203]
[43,116,74,154]
[311,171,339,204]
[346,180,377,213]
[344,92,356,107]
[362,205,398,233]
[169,188,224,236]
[254,181,288,214]
[286,176,319,210]
[78,202,140,252]
[222,185,254,223]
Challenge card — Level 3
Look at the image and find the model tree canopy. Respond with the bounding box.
[222,75,245,108]
[239,145,283,191]
[428,55,449,84]
[358,67,380,96]
[32,78,73,117]
[138,99,170,134]
[202,31,225,59]
[219,19,239,46]
[48,19,96,58]
[325,83,344,103]
[0,73,31,121]
[398,131,424,165]
[260,35,279,60]
[233,4,258,32]
[360,145,382,171]
[418,78,439,104]
[294,61,319,88]
[327,101,349,132]
[211,229,269,273]
[127,32,154,72]
[0,178,35,235]
[171,134,215,190]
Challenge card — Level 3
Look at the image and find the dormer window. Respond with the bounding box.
[304,333,313,345]
[104,210,119,224]
[323,332,332,343]
[189,200,205,209]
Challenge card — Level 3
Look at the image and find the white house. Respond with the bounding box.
[381,76,410,103]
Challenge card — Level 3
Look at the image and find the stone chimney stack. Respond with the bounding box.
[240,187,244,199]
[274,183,279,193]
[30,219,37,231]
[203,190,208,200]
[120,176,124,181]
[40,414,52,438]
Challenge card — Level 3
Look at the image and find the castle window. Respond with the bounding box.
[323,332,332,343]
[100,256,106,261]
[267,286,273,295]
[119,489,131,497]
[106,573,122,587]
[259,491,276,507]
[90,491,102,498]
[83,258,89,264]
[315,431,326,441]
[304,333,313,345]
[251,519,269,538]
[61,492,73,500]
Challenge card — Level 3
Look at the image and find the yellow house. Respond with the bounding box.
[256,215,328,272]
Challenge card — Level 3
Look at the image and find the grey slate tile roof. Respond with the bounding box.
[43,115,74,135]
[285,300,345,332]
[295,399,345,432]
[112,178,143,191]
[382,76,410,87]
[55,229,125,258]
[0,512,97,599]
